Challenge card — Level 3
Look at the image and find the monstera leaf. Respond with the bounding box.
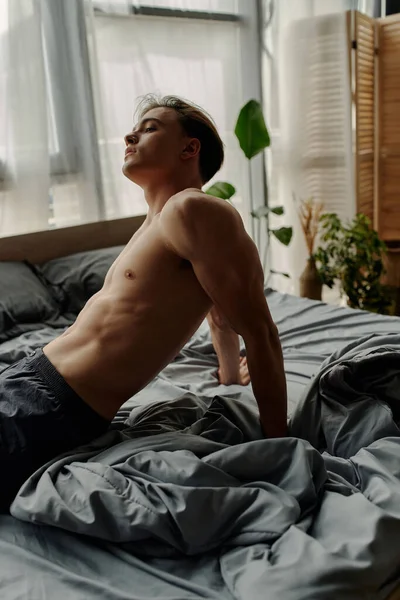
[205,181,236,200]
[251,205,285,219]
[270,227,293,246]
[270,269,291,278]
[234,99,271,159]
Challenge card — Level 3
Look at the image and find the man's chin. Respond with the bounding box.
[122,162,140,182]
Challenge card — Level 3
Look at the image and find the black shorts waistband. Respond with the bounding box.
[29,348,110,432]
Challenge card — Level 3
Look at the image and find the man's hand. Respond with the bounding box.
[217,355,250,386]
[238,355,250,385]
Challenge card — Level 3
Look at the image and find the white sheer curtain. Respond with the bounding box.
[0,0,50,236]
[0,0,250,237]
[0,0,106,237]
[85,0,247,221]
[262,0,375,295]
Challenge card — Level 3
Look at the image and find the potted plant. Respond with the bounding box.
[313,212,393,314]
[205,99,292,282]
[295,195,324,300]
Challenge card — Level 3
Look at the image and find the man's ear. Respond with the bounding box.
[181,138,201,160]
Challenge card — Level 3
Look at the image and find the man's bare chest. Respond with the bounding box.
[103,219,205,304]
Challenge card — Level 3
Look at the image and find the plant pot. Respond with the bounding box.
[300,256,322,301]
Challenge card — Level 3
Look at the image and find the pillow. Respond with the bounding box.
[39,246,124,315]
[0,260,61,343]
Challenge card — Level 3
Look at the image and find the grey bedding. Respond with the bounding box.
[1,290,400,599]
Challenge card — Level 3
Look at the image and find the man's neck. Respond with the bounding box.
[142,175,202,220]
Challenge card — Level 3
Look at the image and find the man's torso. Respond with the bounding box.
[43,213,212,419]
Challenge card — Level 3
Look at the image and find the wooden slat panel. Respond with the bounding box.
[376,14,400,241]
[287,13,355,221]
[354,11,375,222]
[358,157,374,222]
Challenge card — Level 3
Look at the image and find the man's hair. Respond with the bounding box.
[135,94,224,184]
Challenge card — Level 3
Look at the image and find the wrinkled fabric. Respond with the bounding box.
[3,286,400,599]
[9,335,400,598]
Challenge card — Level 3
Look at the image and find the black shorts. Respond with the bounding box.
[0,348,110,512]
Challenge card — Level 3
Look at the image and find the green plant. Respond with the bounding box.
[313,212,392,314]
[204,99,292,280]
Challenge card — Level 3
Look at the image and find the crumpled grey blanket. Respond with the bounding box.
[10,334,400,599]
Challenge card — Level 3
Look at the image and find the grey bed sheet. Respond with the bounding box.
[1,290,400,599]
[2,288,400,418]
[111,288,400,423]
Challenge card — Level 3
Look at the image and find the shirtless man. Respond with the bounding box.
[0,95,287,511]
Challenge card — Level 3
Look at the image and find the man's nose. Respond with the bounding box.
[124,133,138,145]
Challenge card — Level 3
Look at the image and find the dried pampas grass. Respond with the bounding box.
[294,194,324,256]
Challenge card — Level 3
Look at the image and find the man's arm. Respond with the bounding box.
[207,306,240,384]
[160,191,287,438]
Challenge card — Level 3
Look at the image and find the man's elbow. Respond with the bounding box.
[242,317,280,347]
[207,306,232,332]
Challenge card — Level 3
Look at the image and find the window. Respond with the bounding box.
[0,0,262,234]
[261,0,377,293]
[0,2,58,174]
[93,1,238,15]
[89,0,262,227]
[0,2,9,179]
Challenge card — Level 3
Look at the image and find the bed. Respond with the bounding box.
[1,217,400,600]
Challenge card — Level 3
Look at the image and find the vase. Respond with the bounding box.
[300,256,322,301]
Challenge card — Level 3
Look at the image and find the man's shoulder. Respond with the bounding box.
[165,188,240,226]
[158,188,245,259]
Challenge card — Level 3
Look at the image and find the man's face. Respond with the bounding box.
[122,107,188,184]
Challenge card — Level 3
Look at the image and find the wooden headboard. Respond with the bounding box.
[0,215,146,264]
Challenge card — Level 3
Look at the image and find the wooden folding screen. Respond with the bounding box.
[352,11,375,224]
[351,11,400,243]
[376,14,400,241]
